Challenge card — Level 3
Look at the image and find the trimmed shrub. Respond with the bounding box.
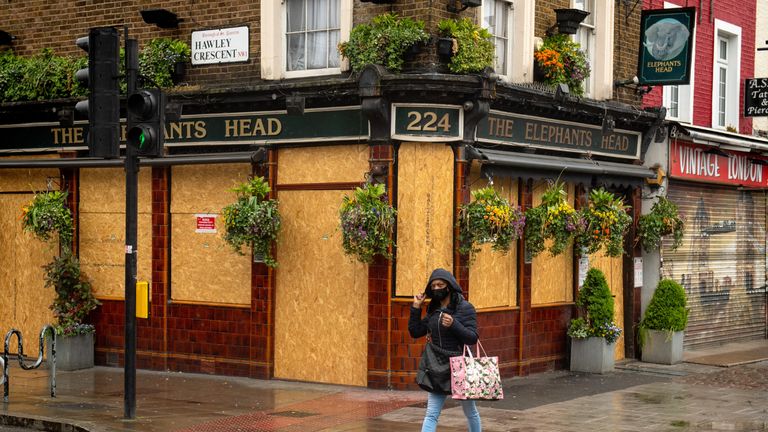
[577,268,615,329]
[641,279,688,332]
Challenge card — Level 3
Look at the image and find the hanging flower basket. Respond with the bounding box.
[458,186,525,263]
[21,190,74,247]
[533,34,590,96]
[576,188,632,257]
[636,196,685,252]
[524,180,583,258]
[221,177,281,267]
[339,182,397,264]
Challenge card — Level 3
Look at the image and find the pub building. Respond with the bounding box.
[642,123,768,350]
[0,1,665,389]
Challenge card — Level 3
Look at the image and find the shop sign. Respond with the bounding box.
[670,140,768,187]
[745,78,768,117]
[476,111,641,159]
[0,107,368,152]
[637,8,696,85]
[391,104,462,141]
[195,214,217,233]
[191,26,249,65]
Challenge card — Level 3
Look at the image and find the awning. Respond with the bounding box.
[470,148,656,187]
[671,123,768,153]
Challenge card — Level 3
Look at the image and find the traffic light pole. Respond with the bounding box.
[124,29,138,420]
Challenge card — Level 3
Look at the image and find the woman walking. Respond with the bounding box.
[409,268,481,432]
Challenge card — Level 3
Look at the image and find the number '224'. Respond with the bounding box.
[406,111,451,132]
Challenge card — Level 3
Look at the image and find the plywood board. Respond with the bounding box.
[274,190,368,386]
[0,155,59,192]
[395,143,454,297]
[0,194,56,355]
[171,213,251,305]
[531,182,575,305]
[277,145,369,185]
[589,251,625,360]
[79,168,152,214]
[468,175,518,309]
[79,212,152,299]
[170,164,252,214]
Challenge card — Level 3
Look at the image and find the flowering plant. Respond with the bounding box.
[458,186,525,262]
[576,188,632,257]
[636,196,685,252]
[568,268,621,344]
[524,180,583,257]
[221,177,281,267]
[21,190,99,336]
[437,18,495,74]
[339,182,397,264]
[43,252,100,336]
[21,190,74,247]
[534,34,590,96]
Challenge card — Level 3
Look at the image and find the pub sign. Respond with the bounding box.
[637,7,696,85]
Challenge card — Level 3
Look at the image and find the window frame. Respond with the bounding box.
[261,0,352,80]
[711,19,741,130]
[661,1,695,123]
[478,0,534,82]
[570,0,614,99]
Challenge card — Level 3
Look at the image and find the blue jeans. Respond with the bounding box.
[421,392,481,432]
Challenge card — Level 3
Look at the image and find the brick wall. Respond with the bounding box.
[642,0,756,133]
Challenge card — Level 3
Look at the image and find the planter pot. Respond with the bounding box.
[641,330,684,365]
[46,332,94,371]
[437,37,454,62]
[554,9,591,35]
[171,61,187,83]
[570,337,614,373]
[403,42,425,62]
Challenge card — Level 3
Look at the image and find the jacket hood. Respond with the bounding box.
[424,268,462,297]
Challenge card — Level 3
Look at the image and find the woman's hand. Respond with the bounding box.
[413,292,426,308]
[440,313,454,327]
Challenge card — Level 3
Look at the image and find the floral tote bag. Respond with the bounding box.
[449,340,504,400]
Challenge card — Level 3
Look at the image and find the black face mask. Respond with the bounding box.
[430,288,449,302]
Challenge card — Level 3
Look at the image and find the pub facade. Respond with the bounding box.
[0,0,663,388]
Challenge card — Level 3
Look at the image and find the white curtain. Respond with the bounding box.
[483,0,508,73]
[287,0,340,71]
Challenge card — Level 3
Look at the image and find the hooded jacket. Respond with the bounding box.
[408,268,478,352]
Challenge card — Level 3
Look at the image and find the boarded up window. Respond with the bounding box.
[395,143,454,297]
[170,164,252,305]
[467,165,518,309]
[531,181,575,305]
[79,168,152,299]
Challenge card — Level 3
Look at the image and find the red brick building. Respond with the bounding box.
[0,1,663,389]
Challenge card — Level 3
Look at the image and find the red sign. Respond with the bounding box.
[195,214,217,233]
[669,140,767,187]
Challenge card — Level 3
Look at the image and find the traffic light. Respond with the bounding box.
[126,89,165,157]
[75,27,120,159]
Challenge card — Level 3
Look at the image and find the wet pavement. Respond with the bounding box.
[0,340,766,431]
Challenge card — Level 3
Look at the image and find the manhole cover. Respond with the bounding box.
[269,410,317,418]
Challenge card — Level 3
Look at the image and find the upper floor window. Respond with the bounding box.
[482,0,511,75]
[711,19,741,130]
[261,0,352,80]
[480,0,534,82]
[573,0,595,95]
[662,1,694,123]
[286,0,340,72]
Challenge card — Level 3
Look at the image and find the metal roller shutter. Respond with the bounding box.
[662,182,767,349]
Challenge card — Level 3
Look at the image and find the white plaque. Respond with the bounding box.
[634,257,643,288]
[578,256,589,288]
[191,26,249,65]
